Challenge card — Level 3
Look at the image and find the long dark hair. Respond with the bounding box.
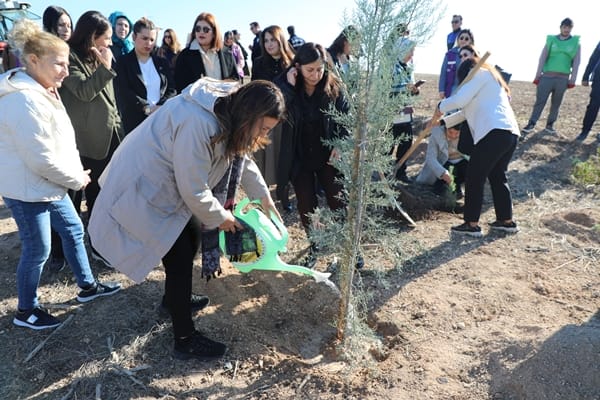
[457,58,510,96]
[42,6,72,37]
[213,80,286,157]
[260,25,295,68]
[292,42,341,99]
[68,11,111,64]
[328,25,357,57]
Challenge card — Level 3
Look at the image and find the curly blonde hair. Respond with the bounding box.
[8,18,68,66]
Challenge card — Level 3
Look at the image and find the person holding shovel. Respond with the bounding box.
[437,55,520,237]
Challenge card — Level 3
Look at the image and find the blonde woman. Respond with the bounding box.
[1,19,120,330]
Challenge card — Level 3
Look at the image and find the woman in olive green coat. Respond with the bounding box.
[60,11,124,222]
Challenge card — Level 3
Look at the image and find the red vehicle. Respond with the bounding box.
[0,1,39,72]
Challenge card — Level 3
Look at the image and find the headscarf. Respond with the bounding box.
[108,11,134,56]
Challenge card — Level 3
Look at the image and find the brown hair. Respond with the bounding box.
[260,25,295,68]
[160,28,182,53]
[213,80,286,157]
[190,12,222,50]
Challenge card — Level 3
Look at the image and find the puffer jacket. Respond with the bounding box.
[0,69,86,201]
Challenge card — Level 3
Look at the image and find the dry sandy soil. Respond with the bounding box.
[1,74,599,400]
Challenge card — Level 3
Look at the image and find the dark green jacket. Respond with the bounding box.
[60,50,124,160]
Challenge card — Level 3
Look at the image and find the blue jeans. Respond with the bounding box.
[4,195,95,311]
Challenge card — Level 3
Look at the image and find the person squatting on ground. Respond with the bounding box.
[0,19,121,331]
[274,42,349,267]
[438,57,520,238]
[521,18,580,137]
[576,39,600,142]
[415,113,468,199]
[88,79,284,360]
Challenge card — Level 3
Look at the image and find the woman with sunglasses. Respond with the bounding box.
[439,29,475,99]
[174,12,239,93]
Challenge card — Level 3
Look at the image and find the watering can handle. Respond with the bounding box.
[233,198,289,243]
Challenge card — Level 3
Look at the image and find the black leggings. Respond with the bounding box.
[162,219,201,338]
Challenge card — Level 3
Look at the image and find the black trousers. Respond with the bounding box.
[464,130,517,223]
[433,159,468,194]
[162,219,201,338]
[291,163,345,231]
[582,83,600,133]
[80,131,120,219]
[392,121,414,177]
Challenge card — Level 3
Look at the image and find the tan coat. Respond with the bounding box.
[88,79,270,282]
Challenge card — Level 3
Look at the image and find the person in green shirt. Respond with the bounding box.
[521,18,581,138]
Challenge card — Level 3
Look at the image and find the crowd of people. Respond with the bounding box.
[0,6,598,363]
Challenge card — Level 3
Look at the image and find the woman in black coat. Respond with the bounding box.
[275,43,350,264]
[114,17,177,134]
[174,12,239,93]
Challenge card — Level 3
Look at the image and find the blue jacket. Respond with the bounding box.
[439,47,460,97]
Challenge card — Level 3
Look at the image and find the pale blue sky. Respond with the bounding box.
[34,0,598,82]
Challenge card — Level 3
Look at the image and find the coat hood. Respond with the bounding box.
[0,69,46,99]
[180,77,241,114]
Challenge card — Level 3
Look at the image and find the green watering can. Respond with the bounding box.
[219,198,331,283]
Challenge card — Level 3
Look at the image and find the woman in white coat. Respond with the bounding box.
[438,57,520,237]
[88,79,285,360]
[0,20,121,331]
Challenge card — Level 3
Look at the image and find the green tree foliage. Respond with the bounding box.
[306,0,443,352]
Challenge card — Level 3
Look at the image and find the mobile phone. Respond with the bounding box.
[415,79,426,87]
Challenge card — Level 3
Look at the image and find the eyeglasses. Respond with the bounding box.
[460,53,471,59]
[164,35,171,39]
[451,20,460,24]
[195,25,212,34]
[458,36,470,41]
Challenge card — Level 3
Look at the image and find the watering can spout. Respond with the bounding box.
[219,198,333,284]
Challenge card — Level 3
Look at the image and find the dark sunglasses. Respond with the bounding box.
[460,53,470,59]
[451,20,460,23]
[195,25,212,33]
[458,36,471,41]
[164,35,172,39]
